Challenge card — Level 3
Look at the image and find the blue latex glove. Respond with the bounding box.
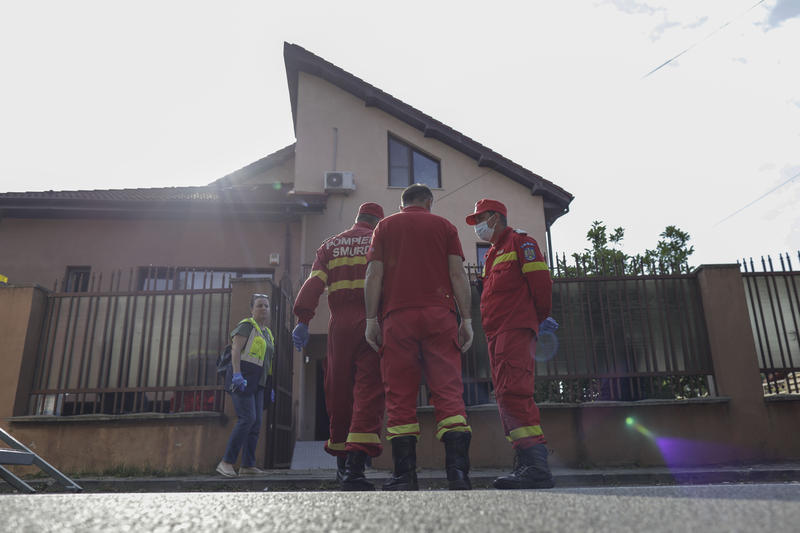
[539,317,559,335]
[231,372,247,392]
[292,322,309,351]
[534,317,560,362]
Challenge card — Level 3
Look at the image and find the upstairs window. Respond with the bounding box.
[388,135,441,188]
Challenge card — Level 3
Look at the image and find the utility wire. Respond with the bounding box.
[642,0,768,79]
[714,169,800,227]
[436,168,494,203]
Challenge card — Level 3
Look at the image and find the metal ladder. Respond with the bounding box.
[0,427,82,493]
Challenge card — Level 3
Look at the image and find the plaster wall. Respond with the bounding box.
[0,217,300,289]
[293,71,548,335]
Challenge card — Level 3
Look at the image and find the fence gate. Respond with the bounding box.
[265,279,296,468]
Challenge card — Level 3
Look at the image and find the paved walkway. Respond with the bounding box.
[5,462,800,493]
[3,484,800,532]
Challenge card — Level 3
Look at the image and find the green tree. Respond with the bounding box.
[557,221,694,277]
[642,225,695,274]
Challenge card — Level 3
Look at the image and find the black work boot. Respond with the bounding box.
[336,455,347,483]
[340,450,375,491]
[442,431,472,490]
[382,436,418,491]
[493,444,554,489]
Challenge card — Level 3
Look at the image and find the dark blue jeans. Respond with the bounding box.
[223,389,264,467]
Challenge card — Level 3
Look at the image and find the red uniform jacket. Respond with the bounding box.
[294,222,375,324]
[480,226,552,338]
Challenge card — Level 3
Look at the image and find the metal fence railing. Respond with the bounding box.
[29,269,232,416]
[544,273,713,402]
[741,253,800,396]
[413,265,716,405]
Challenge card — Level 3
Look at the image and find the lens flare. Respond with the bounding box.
[624,417,735,482]
[534,331,559,362]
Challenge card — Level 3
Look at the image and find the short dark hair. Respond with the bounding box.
[356,213,380,226]
[401,183,433,206]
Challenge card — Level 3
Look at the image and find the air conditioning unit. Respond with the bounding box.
[324,171,356,193]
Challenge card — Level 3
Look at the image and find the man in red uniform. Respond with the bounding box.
[465,198,555,489]
[292,202,386,491]
[364,184,474,491]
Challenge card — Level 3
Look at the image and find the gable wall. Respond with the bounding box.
[294,71,547,332]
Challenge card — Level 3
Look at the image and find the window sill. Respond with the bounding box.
[764,394,800,403]
[417,397,731,413]
[387,186,444,190]
[9,411,226,424]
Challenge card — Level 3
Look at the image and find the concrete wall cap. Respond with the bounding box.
[8,412,225,424]
[694,264,742,273]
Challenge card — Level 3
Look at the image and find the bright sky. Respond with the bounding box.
[1,0,798,266]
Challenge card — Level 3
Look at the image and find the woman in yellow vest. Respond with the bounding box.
[216,293,275,476]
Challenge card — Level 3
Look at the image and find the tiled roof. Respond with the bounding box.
[0,186,226,202]
[210,143,296,186]
[283,43,573,224]
[0,181,325,219]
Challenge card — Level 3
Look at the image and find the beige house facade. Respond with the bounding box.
[0,43,573,466]
[284,43,573,439]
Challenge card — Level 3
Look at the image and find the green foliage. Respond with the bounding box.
[557,220,694,277]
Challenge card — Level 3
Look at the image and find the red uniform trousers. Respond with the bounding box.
[323,311,385,458]
[488,328,546,450]
[381,306,471,441]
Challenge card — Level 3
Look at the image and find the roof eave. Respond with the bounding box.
[0,198,326,221]
[283,42,574,220]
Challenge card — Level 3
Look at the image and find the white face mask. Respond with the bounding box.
[474,218,495,241]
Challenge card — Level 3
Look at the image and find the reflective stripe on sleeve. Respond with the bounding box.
[346,432,381,444]
[309,270,328,283]
[492,251,518,267]
[327,256,367,269]
[327,279,365,293]
[508,425,544,442]
[521,261,549,273]
[387,423,420,440]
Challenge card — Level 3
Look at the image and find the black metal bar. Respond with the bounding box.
[54,295,77,403]
[31,294,58,414]
[154,280,171,412]
[762,270,788,374]
[768,272,793,373]
[76,285,98,414]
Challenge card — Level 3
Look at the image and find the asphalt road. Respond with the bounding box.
[2,483,799,532]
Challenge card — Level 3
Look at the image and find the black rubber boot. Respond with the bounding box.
[340,450,375,491]
[336,455,347,484]
[382,436,418,491]
[442,431,472,490]
[493,444,554,489]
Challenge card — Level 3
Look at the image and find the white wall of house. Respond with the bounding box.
[294,70,548,332]
[289,71,550,441]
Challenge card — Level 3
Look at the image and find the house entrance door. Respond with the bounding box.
[264,279,296,468]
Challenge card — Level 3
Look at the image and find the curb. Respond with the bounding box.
[5,466,800,493]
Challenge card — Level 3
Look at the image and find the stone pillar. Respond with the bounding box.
[696,264,769,460]
[0,284,48,423]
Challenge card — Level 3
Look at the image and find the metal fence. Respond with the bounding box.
[741,253,800,396]
[29,269,232,416]
[435,264,715,405]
